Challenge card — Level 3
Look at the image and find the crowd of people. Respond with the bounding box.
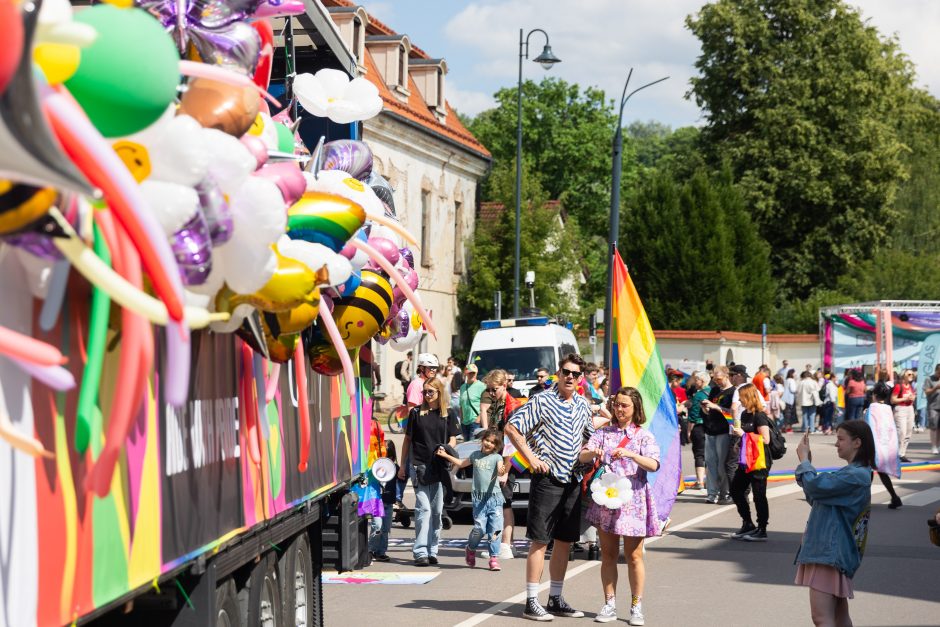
[370,352,934,624]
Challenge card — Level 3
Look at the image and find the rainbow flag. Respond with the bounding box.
[608,250,681,528]
[509,450,531,473]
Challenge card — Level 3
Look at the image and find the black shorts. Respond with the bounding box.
[501,475,516,505]
[526,474,582,544]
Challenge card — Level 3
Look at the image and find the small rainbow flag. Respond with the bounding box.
[721,407,733,424]
[509,450,531,472]
[608,250,681,527]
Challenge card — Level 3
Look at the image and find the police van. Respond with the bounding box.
[467,316,579,396]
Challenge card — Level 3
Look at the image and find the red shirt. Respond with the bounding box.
[672,385,688,403]
[892,382,914,406]
[846,379,866,398]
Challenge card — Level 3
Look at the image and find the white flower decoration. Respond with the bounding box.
[591,472,632,510]
[294,69,383,124]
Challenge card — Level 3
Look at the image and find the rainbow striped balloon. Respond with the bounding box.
[287,191,366,252]
[608,249,681,528]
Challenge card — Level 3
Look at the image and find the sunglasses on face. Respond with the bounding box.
[537,374,547,379]
[423,389,438,396]
[560,367,582,379]
[611,401,631,409]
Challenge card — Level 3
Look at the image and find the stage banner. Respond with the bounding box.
[915,333,940,411]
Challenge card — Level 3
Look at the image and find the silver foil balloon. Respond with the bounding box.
[364,171,396,216]
[136,0,263,72]
[195,178,233,245]
[171,210,212,285]
[321,139,373,181]
[399,247,414,269]
[0,0,93,194]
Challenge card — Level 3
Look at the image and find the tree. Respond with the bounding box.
[687,0,915,298]
[891,89,940,254]
[620,168,772,331]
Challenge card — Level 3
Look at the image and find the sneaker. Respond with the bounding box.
[594,603,617,623]
[465,548,476,567]
[547,595,584,618]
[732,522,757,539]
[489,557,501,571]
[414,556,429,567]
[888,496,902,510]
[900,456,912,463]
[690,482,704,490]
[628,606,645,626]
[718,496,734,505]
[931,447,939,455]
[705,495,718,504]
[742,528,768,542]
[480,550,490,558]
[372,553,390,562]
[524,598,554,622]
[499,543,515,559]
[427,556,439,565]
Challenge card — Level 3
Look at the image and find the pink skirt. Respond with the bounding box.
[794,563,854,599]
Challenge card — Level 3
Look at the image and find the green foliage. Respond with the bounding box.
[628,122,705,179]
[687,0,915,299]
[891,89,940,253]
[621,168,772,331]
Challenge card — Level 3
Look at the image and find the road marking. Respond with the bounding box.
[454,482,808,627]
[899,486,940,507]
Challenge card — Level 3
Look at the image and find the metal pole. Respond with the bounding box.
[514,28,524,319]
[603,72,669,369]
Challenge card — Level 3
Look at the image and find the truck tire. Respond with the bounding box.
[280,534,315,627]
[215,579,242,627]
[239,554,282,627]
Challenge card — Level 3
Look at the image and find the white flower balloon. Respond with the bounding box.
[591,472,633,510]
[294,69,383,124]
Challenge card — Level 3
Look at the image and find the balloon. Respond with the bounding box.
[275,122,295,153]
[306,338,342,376]
[277,236,352,287]
[140,180,200,233]
[255,162,306,206]
[38,258,69,331]
[339,229,369,270]
[178,77,260,137]
[392,263,419,305]
[0,0,22,94]
[287,191,366,252]
[331,269,392,349]
[65,6,180,137]
[293,340,310,472]
[0,181,58,236]
[257,317,299,363]
[0,2,92,194]
[367,236,400,266]
[202,128,256,193]
[308,169,383,216]
[252,0,306,18]
[215,248,326,314]
[121,112,210,186]
[363,171,395,215]
[247,110,279,150]
[10,356,75,391]
[0,324,67,366]
[318,296,357,400]
[399,247,415,269]
[171,210,213,285]
[0,382,53,458]
[321,139,373,181]
[178,60,279,106]
[293,69,382,124]
[195,178,233,245]
[239,134,269,169]
[76,221,111,453]
[137,0,262,73]
[251,19,274,89]
[3,229,62,260]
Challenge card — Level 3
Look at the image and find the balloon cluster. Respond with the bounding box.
[0,0,434,492]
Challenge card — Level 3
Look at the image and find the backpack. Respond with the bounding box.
[818,383,828,403]
[394,360,407,383]
[767,419,787,460]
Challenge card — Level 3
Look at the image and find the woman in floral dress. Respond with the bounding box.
[579,387,660,625]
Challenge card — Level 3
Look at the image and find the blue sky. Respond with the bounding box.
[361,0,940,129]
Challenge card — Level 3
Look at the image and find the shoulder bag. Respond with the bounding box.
[581,432,630,495]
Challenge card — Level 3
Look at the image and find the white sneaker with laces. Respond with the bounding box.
[594,603,617,623]
[628,606,645,626]
[931,446,939,455]
[499,542,515,559]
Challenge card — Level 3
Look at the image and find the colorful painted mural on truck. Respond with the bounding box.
[0,284,366,626]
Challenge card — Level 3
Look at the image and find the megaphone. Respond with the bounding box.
[371,457,396,485]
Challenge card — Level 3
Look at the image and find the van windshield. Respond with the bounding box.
[470,347,556,380]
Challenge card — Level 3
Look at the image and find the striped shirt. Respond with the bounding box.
[508,386,593,483]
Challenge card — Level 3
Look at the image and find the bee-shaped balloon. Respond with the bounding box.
[331,269,392,349]
[0,180,57,236]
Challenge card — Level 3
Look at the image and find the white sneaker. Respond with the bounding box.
[931,446,939,455]
[594,603,617,623]
[480,550,490,558]
[628,606,645,626]
[499,542,515,559]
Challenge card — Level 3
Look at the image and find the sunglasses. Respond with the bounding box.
[423,389,438,396]
[611,401,631,409]
[560,367,582,379]
[537,374,547,379]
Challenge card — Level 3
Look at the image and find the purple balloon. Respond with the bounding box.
[136,0,262,72]
[391,307,410,340]
[196,178,233,245]
[398,247,414,269]
[321,140,373,181]
[172,211,213,285]
[367,236,400,266]
[3,231,63,260]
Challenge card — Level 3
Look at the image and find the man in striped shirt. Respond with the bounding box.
[506,353,594,621]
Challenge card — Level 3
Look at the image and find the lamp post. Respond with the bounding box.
[603,70,669,368]
[514,28,560,318]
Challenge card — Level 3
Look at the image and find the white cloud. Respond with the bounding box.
[446,80,495,116]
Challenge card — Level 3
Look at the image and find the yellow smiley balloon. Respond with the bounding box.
[216,249,329,314]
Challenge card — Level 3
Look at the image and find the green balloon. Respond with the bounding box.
[66,6,179,138]
[275,122,295,153]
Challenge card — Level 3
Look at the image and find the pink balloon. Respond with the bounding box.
[367,237,400,266]
[255,162,306,206]
[240,134,269,169]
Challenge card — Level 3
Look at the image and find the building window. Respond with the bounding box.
[352,17,361,60]
[437,69,444,109]
[453,200,463,273]
[398,46,406,88]
[421,190,431,267]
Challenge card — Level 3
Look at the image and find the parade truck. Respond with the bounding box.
[0,2,393,625]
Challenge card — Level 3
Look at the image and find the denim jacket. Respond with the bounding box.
[794,460,872,578]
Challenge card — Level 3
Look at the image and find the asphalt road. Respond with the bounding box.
[324,429,940,626]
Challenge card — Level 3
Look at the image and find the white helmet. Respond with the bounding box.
[417,353,439,368]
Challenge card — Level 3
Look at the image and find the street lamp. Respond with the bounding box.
[514,28,560,318]
[603,69,669,368]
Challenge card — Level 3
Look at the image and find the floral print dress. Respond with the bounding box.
[584,422,661,537]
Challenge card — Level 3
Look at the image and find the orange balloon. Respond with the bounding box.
[178,77,260,137]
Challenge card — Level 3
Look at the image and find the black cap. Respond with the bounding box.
[730,364,749,378]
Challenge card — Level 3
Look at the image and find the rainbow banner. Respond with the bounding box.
[509,450,531,473]
[608,250,681,527]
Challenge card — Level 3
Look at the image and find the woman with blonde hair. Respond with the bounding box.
[397,376,459,566]
[729,383,773,542]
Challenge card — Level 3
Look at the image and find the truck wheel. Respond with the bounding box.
[280,534,315,627]
[239,554,282,627]
[215,579,242,627]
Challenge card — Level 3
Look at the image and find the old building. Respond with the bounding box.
[324,1,492,403]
